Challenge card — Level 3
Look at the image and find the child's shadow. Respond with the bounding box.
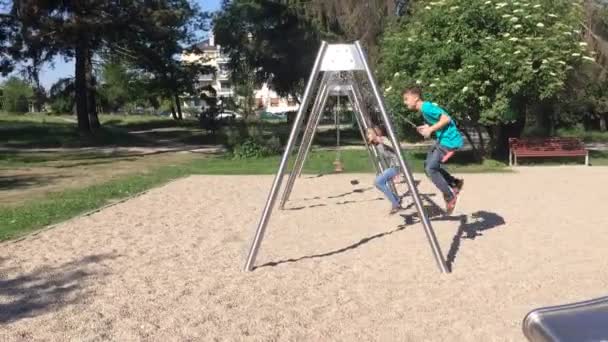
[399,210,505,271]
[446,211,506,271]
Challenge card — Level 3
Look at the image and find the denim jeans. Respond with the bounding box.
[425,144,458,201]
[375,167,400,208]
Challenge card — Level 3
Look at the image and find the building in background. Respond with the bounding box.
[254,83,299,114]
[181,33,298,116]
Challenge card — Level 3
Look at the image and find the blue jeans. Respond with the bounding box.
[375,167,400,208]
[425,144,458,201]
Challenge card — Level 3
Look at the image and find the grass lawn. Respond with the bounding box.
[556,127,608,143]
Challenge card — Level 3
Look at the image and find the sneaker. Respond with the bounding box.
[452,179,464,195]
[445,194,458,215]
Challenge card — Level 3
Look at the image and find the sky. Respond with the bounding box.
[1,0,223,90]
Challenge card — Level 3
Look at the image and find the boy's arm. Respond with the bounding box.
[418,114,451,138]
[428,114,451,133]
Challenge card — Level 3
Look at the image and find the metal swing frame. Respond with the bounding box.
[243,41,449,274]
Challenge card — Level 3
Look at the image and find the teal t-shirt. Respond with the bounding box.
[420,101,463,149]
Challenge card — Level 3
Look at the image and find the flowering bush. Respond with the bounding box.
[379,0,594,157]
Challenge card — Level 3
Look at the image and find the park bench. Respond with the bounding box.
[508,137,589,166]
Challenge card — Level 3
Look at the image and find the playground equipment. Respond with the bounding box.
[243,41,449,273]
[523,295,608,341]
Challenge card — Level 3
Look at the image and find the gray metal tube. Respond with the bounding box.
[347,89,381,174]
[294,85,330,178]
[244,41,329,272]
[354,41,449,274]
[278,78,330,208]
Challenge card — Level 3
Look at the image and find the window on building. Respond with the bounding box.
[256,98,264,108]
[270,98,279,107]
[220,81,231,89]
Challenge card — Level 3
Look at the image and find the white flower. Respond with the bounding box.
[563,32,571,36]
[485,36,493,40]
[484,80,491,85]
[434,77,440,81]
[536,23,545,28]
[450,6,460,10]
[430,83,437,87]
[579,42,588,47]
[407,37,414,42]
[533,4,541,8]
[509,37,519,41]
[583,56,595,62]
[542,59,548,63]
[467,65,475,69]
[557,61,566,65]
[514,24,523,29]
[416,79,422,84]
[503,32,511,37]
[462,86,469,93]
[425,6,431,10]
[502,14,512,18]
[514,50,521,54]
[505,61,511,65]
[513,9,523,13]
[385,86,393,92]
[549,72,557,76]
[510,17,519,22]
[484,0,492,4]
[394,72,400,77]
[572,53,581,57]
[457,69,463,73]
[525,15,532,19]
[548,14,558,18]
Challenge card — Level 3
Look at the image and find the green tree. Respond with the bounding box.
[214,0,321,100]
[9,0,209,133]
[283,0,400,62]
[48,77,75,114]
[379,0,591,158]
[1,76,33,113]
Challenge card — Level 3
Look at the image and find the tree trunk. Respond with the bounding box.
[86,49,100,131]
[600,114,607,132]
[170,104,178,120]
[174,93,183,120]
[75,35,91,134]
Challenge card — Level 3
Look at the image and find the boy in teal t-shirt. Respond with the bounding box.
[402,86,464,214]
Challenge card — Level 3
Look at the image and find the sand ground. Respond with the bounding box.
[1,167,608,341]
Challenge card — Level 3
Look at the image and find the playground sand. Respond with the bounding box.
[2,167,608,341]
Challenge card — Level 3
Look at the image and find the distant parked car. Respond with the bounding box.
[216,110,243,122]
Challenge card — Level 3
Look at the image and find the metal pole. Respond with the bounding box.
[278,78,330,208]
[354,41,449,274]
[294,85,331,178]
[244,41,329,272]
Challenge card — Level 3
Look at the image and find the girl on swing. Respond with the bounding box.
[367,126,403,215]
